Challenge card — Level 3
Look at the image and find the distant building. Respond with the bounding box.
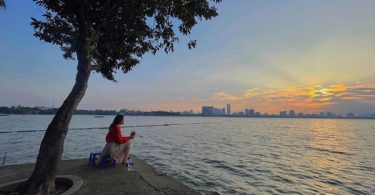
[233,112,244,117]
[202,106,214,116]
[346,113,355,118]
[245,108,255,117]
[213,107,220,115]
[288,110,295,117]
[326,112,335,118]
[221,108,226,115]
[227,104,231,116]
[280,111,287,117]
[202,106,226,116]
[35,106,50,111]
[181,110,194,115]
[249,109,255,116]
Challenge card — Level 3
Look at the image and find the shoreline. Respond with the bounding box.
[0,113,374,120]
[0,155,199,195]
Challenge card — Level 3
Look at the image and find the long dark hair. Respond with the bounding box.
[110,115,124,128]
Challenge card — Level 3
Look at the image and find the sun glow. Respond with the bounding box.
[208,82,375,113]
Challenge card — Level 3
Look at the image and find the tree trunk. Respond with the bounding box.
[19,33,91,194]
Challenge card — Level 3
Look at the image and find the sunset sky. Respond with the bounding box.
[1,0,375,115]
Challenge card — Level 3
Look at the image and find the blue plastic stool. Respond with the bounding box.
[99,155,116,169]
[89,151,116,168]
[89,150,101,165]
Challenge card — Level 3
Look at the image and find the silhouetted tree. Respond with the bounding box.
[20,0,221,194]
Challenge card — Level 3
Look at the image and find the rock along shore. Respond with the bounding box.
[0,155,199,195]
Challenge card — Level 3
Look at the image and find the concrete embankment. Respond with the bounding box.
[0,155,199,195]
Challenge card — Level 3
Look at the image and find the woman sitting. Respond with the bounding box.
[101,114,135,165]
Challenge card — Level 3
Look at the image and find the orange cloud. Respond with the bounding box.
[211,92,240,101]
[209,82,375,113]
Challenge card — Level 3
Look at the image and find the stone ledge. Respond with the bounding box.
[0,155,199,195]
[0,175,83,195]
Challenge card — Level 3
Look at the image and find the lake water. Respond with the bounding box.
[0,115,374,194]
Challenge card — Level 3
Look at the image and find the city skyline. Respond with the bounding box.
[199,104,363,118]
[1,1,375,115]
[0,104,369,118]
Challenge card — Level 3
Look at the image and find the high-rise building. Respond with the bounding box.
[245,108,255,116]
[326,112,335,118]
[221,108,226,116]
[213,107,220,115]
[289,110,295,117]
[280,111,287,117]
[202,106,214,116]
[227,104,231,115]
[202,106,226,116]
[250,109,255,116]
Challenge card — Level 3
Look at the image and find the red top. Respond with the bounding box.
[105,125,130,144]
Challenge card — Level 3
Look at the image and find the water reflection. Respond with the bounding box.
[303,119,356,194]
[1,116,374,194]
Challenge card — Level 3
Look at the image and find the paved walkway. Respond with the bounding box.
[0,155,199,195]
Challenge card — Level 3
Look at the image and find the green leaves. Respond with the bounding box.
[32,0,221,81]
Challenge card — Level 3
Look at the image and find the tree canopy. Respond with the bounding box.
[3,1,221,194]
[32,0,221,80]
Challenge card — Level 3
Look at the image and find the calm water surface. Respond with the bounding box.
[0,115,374,194]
